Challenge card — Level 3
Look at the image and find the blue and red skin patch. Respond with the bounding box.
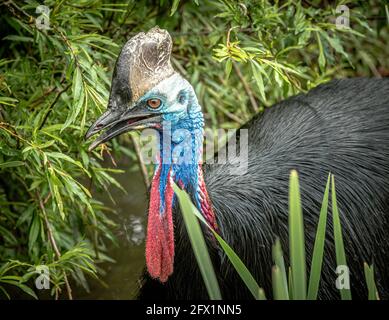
[145,126,217,282]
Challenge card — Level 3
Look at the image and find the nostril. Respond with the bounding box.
[96,124,103,129]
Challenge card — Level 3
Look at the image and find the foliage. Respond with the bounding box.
[175,171,379,300]
[0,0,123,299]
[0,0,388,298]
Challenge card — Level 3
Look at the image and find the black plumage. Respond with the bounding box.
[139,78,389,300]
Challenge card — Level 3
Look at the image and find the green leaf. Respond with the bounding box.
[272,239,289,300]
[288,267,293,299]
[250,60,267,102]
[172,183,222,300]
[272,266,289,300]
[0,286,10,299]
[62,79,85,131]
[173,183,264,300]
[3,35,33,42]
[170,0,180,16]
[225,59,232,80]
[386,5,389,26]
[0,225,18,245]
[48,152,90,176]
[307,173,330,300]
[289,170,306,300]
[0,96,19,107]
[331,174,352,300]
[28,214,40,251]
[259,288,267,300]
[212,225,263,300]
[17,283,38,299]
[363,263,379,300]
[48,170,65,219]
[316,32,326,71]
[0,161,24,169]
[320,31,352,67]
[72,68,83,103]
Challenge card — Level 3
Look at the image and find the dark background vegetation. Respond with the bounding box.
[0,0,388,299]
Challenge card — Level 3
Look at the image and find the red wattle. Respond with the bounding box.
[145,166,175,282]
[198,165,218,231]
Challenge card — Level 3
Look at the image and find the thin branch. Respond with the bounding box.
[38,83,71,130]
[81,177,100,260]
[233,62,259,113]
[36,192,73,300]
[29,78,66,109]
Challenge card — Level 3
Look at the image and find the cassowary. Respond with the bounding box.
[85,27,389,299]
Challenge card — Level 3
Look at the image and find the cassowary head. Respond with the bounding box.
[85,27,215,282]
[85,27,200,150]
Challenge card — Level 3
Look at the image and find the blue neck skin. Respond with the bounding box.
[156,89,204,214]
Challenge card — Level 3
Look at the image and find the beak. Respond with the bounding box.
[85,108,161,151]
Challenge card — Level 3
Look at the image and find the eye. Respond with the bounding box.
[147,98,161,109]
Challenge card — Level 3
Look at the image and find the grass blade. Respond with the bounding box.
[213,226,263,299]
[173,183,264,299]
[307,173,330,300]
[364,263,379,300]
[289,170,307,300]
[288,267,293,299]
[258,288,267,300]
[172,184,222,299]
[272,238,289,299]
[272,266,289,300]
[331,175,352,300]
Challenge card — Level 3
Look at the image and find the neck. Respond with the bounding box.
[145,91,216,282]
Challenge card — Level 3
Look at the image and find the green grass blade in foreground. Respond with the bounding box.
[212,223,265,300]
[272,239,289,299]
[364,263,379,300]
[307,173,330,300]
[257,288,267,300]
[288,267,293,299]
[172,184,222,299]
[289,170,307,300]
[331,175,352,300]
[272,266,289,300]
[173,183,264,300]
